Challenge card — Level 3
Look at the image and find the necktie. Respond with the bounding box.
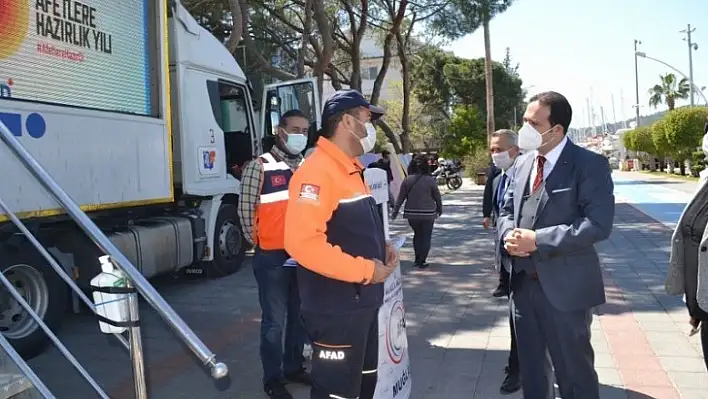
[532,155,546,193]
[496,173,507,211]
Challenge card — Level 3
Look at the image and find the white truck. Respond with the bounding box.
[0,0,320,359]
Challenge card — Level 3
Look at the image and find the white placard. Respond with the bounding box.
[364,170,412,399]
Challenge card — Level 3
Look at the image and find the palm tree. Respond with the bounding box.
[478,0,514,136]
[648,73,690,111]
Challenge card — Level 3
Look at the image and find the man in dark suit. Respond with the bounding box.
[498,91,615,399]
[488,129,522,394]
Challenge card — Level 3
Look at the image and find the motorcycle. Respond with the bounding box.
[432,164,464,190]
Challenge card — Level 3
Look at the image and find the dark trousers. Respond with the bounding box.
[408,218,434,264]
[253,248,306,384]
[502,267,519,372]
[511,273,599,399]
[499,265,510,288]
[508,296,519,372]
[301,309,379,399]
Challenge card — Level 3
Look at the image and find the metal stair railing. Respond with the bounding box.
[0,119,229,399]
[0,330,53,398]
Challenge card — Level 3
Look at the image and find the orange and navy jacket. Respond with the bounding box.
[284,137,386,313]
[255,152,296,250]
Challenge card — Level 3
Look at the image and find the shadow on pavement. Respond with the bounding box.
[21,181,688,398]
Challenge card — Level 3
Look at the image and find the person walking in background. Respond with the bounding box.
[498,91,614,399]
[368,150,395,207]
[486,129,522,394]
[237,110,312,399]
[392,156,443,269]
[284,89,398,399]
[665,120,708,371]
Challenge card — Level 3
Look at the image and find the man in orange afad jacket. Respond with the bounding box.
[284,89,399,399]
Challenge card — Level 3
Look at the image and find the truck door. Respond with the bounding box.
[259,79,320,154]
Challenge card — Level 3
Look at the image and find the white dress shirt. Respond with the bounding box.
[529,136,568,191]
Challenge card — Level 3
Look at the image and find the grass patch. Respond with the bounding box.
[638,170,699,182]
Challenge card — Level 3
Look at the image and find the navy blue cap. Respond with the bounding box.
[321,89,385,124]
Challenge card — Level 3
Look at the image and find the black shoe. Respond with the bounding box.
[499,367,521,395]
[264,379,294,399]
[492,283,509,298]
[415,262,429,269]
[285,368,312,386]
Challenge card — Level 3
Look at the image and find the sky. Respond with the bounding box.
[446,0,708,130]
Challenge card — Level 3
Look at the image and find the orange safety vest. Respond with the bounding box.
[255,152,296,250]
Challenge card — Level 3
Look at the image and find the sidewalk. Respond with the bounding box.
[24,180,708,398]
[396,181,708,398]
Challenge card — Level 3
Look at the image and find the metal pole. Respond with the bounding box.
[634,39,641,126]
[125,279,148,399]
[637,52,708,106]
[0,333,56,399]
[681,24,696,106]
[0,121,228,380]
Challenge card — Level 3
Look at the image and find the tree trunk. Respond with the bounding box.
[225,0,244,53]
[395,31,411,153]
[483,12,495,137]
[297,0,313,78]
[378,120,403,153]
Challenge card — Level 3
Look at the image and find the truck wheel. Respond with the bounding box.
[0,244,68,359]
[207,203,246,277]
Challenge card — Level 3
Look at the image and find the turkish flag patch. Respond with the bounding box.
[299,184,320,200]
[271,175,287,186]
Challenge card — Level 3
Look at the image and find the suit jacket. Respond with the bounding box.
[666,175,708,317]
[482,164,502,218]
[497,140,615,311]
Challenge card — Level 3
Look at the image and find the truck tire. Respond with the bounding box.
[206,204,246,277]
[0,244,68,360]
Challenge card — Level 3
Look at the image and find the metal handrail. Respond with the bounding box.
[0,329,55,399]
[0,120,228,390]
[0,196,130,351]
[0,256,109,398]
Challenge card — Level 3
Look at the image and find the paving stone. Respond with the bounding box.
[14,177,708,398]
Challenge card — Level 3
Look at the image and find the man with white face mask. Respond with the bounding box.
[284,89,399,399]
[497,91,615,399]
[484,129,522,394]
[238,109,312,399]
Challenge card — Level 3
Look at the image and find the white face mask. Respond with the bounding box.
[282,131,307,155]
[518,123,552,151]
[492,151,514,170]
[349,118,377,154]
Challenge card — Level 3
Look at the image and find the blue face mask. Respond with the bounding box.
[283,132,307,154]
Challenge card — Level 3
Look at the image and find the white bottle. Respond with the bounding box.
[91,255,129,334]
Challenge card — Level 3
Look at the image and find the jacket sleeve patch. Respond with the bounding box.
[299,184,321,200]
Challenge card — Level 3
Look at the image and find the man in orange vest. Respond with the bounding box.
[238,109,311,399]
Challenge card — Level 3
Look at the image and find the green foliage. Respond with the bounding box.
[631,126,655,154]
[663,107,708,160]
[463,146,493,178]
[622,130,636,151]
[441,105,487,159]
[380,82,447,150]
[648,73,690,111]
[651,118,672,158]
[691,150,706,177]
[411,46,524,130]
[427,0,515,41]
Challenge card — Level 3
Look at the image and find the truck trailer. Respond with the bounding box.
[0,0,320,358]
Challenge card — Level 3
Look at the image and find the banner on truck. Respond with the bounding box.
[363,168,412,399]
[0,0,152,116]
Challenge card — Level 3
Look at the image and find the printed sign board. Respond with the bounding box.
[364,168,412,399]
